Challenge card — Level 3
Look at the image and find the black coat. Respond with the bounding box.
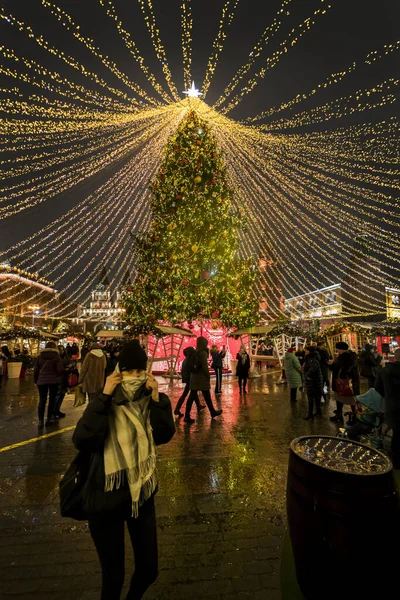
[303,353,323,394]
[236,352,250,377]
[211,350,226,369]
[358,350,379,378]
[375,362,400,429]
[317,347,330,378]
[189,337,211,391]
[72,384,171,517]
[329,351,360,395]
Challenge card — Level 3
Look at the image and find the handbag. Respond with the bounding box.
[59,452,92,520]
[335,376,354,397]
[73,385,87,407]
[68,370,79,388]
[149,393,176,446]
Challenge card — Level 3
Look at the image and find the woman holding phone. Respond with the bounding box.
[73,340,172,600]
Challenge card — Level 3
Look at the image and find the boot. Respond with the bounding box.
[304,398,314,420]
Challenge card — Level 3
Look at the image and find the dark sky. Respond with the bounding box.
[0,0,399,294]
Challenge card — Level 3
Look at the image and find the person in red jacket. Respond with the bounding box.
[34,341,65,428]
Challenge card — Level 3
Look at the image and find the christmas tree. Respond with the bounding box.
[122,110,259,335]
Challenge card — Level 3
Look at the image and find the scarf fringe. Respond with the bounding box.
[104,455,157,497]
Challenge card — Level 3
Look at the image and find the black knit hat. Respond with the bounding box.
[336,341,349,350]
[118,340,147,372]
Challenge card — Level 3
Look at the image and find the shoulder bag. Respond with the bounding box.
[59,452,93,520]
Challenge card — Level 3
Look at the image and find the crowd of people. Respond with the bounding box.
[284,340,400,467]
[28,340,124,428]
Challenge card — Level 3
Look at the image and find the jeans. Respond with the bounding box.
[54,390,66,414]
[89,496,158,600]
[37,383,58,421]
[175,382,201,413]
[185,389,216,419]
[214,367,222,394]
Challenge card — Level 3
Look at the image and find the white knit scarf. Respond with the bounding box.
[103,366,157,518]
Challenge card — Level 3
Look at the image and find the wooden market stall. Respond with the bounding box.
[95,326,195,377]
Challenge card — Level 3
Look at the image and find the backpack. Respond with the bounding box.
[186,350,200,373]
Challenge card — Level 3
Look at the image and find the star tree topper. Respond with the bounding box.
[183,81,203,98]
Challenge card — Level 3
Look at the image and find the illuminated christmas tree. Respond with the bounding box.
[122,110,259,335]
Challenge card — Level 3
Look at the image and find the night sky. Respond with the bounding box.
[0,0,399,296]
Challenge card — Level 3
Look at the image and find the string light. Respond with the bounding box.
[180,0,193,90]
[202,0,240,99]
[219,0,332,114]
[98,0,173,104]
[136,0,180,101]
[213,0,293,110]
[1,4,398,322]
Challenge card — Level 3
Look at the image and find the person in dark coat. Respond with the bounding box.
[303,346,324,420]
[375,349,400,467]
[359,344,381,389]
[316,341,331,401]
[174,347,205,417]
[34,341,65,428]
[81,344,89,361]
[72,340,171,600]
[236,345,251,393]
[53,345,72,419]
[329,342,360,423]
[211,344,226,395]
[184,336,222,423]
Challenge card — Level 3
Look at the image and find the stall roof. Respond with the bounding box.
[229,325,275,336]
[96,325,195,339]
[38,329,60,339]
[96,330,125,338]
[156,325,195,337]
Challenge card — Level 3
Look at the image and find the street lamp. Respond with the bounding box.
[28,305,40,328]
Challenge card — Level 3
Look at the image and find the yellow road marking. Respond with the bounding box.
[0,425,76,454]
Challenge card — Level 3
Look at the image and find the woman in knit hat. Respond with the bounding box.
[73,340,172,600]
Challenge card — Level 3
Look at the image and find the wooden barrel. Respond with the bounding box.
[287,436,399,599]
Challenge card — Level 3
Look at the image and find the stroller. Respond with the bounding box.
[337,388,391,452]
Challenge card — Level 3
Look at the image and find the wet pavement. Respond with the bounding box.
[0,370,341,600]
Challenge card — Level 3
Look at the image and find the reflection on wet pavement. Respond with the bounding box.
[0,372,340,599]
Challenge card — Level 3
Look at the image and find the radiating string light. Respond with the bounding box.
[136,0,180,100]
[1,5,398,321]
[220,0,332,114]
[98,0,173,104]
[181,0,193,90]
[213,0,292,110]
[202,0,240,99]
[244,39,400,123]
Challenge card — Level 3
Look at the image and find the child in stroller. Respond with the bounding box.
[342,388,385,446]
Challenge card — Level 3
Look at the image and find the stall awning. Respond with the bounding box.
[38,329,60,339]
[96,330,125,338]
[155,325,195,337]
[229,325,274,337]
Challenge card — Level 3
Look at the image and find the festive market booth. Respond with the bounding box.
[95,326,196,377]
[229,325,276,377]
[371,323,400,359]
[319,322,373,357]
[146,325,196,377]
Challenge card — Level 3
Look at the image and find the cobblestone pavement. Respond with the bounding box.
[0,370,341,600]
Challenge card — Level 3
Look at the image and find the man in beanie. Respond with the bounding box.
[184,336,222,423]
[329,341,360,423]
[79,343,107,402]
